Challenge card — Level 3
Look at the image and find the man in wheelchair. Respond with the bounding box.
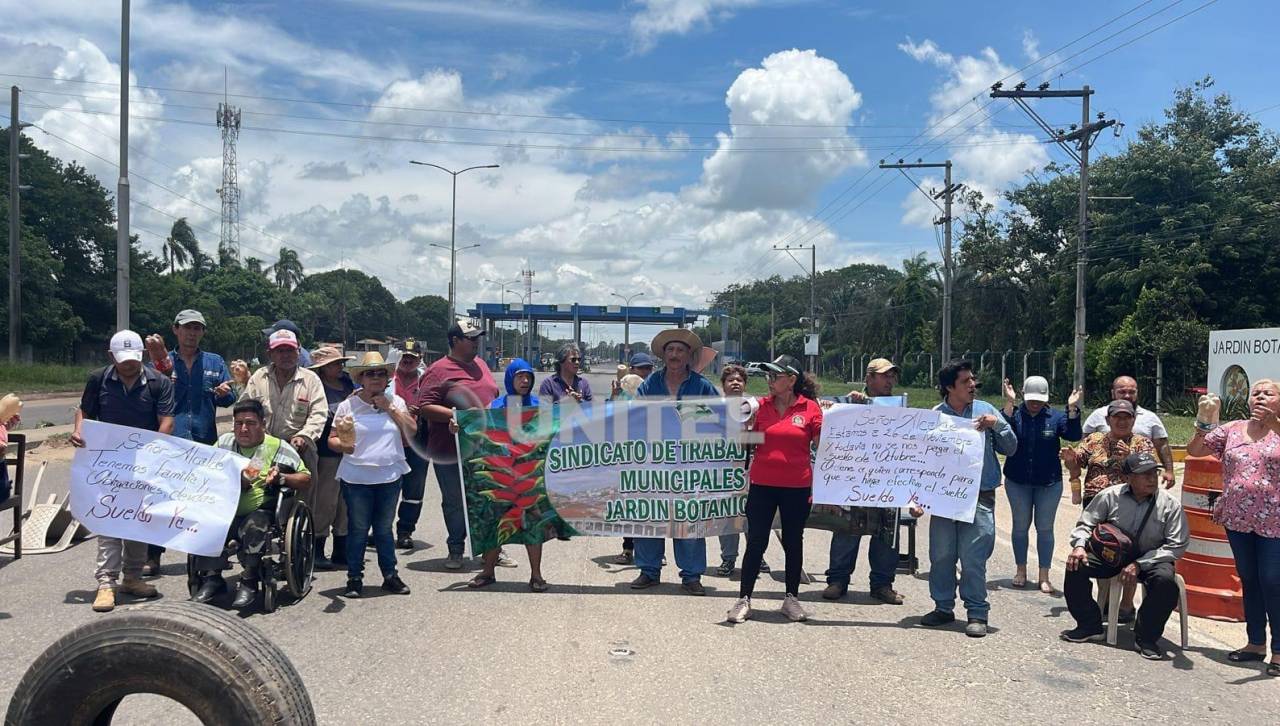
[191,399,311,607]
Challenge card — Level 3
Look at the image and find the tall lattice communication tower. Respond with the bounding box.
[216,95,242,263]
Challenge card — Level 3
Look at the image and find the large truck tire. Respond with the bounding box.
[5,600,315,726]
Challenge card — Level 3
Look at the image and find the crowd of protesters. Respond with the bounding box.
[53,309,1279,676]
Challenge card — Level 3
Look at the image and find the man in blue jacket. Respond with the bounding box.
[143,309,237,576]
[921,359,1018,638]
[1000,375,1082,593]
[631,328,719,596]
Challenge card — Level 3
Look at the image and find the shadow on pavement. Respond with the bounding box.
[404,556,479,574]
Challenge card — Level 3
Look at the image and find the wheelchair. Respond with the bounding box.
[186,484,315,613]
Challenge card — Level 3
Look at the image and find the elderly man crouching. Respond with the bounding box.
[1060,452,1188,659]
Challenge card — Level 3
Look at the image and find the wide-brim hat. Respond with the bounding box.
[651,328,702,358]
[348,351,395,376]
[308,347,354,369]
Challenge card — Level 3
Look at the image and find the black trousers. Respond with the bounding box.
[1064,552,1179,645]
[739,484,811,598]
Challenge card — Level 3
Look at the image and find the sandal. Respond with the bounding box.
[1039,581,1055,595]
[1011,573,1027,589]
[1227,648,1265,663]
[467,574,496,589]
[529,577,548,592]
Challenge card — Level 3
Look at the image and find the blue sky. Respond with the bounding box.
[3,0,1276,341]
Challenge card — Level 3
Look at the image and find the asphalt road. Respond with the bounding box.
[2,373,1276,723]
[13,396,81,429]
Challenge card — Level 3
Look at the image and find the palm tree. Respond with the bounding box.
[273,247,304,291]
[164,218,199,275]
[245,257,265,275]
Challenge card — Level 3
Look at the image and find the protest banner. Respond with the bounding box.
[456,399,749,555]
[811,405,985,522]
[69,420,246,556]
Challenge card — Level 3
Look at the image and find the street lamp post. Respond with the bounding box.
[611,291,644,361]
[409,161,500,319]
[519,290,540,362]
[484,277,522,359]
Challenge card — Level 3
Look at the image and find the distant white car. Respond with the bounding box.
[745,362,768,377]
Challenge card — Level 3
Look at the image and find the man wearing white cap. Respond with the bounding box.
[71,330,176,612]
[239,328,328,478]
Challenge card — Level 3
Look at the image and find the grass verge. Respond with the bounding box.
[0,363,93,395]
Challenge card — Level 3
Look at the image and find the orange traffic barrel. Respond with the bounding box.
[1177,455,1245,621]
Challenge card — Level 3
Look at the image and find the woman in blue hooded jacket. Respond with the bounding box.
[465,358,551,591]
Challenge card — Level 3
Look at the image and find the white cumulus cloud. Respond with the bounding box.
[630,0,758,53]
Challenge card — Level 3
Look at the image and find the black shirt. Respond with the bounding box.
[79,365,176,431]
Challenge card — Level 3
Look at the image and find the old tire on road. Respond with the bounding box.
[4,600,315,725]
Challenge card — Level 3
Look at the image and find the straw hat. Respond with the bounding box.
[650,328,703,358]
[347,351,395,376]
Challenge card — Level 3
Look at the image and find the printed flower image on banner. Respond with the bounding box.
[456,407,578,557]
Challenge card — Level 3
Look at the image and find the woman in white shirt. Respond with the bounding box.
[329,352,418,598]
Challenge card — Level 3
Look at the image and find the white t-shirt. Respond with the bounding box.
[334,393,412,485]
[1081,404,1168,440]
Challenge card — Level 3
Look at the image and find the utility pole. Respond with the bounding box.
[9,86,31,362]
[769,301,775,360]
[772,243,816,371]
[116,0,131,331]
[991,81,1116,390]
[878,158,959,363]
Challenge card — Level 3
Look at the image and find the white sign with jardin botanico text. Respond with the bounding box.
[70,421,246,556]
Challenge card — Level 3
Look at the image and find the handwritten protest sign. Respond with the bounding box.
[70,420,245,556]
[812,405,985,522]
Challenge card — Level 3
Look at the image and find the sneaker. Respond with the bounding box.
[92,587,116,612]
[614,550,633,565]
[920,610,956,627]
[1060,626,1105,643]
[758,560,771,574]
[496,550,518,568]
[726,597,751,623]
[715,560,734,577]
[381,575,411,595]
[119,578,159,598]
[964,618,988,638]
[443,553,465,570]
[821,583,848,600]
[140,558,161,578]
[344,578,363,598]
[870,586,905,605]
[1134,640,1163,660]
[681,579,706,596]
[781,594,808,622]
[630,573,659,589]
[395,534,414,550]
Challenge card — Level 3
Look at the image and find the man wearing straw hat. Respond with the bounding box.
[630,327,720,595]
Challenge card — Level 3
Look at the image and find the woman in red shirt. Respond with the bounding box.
[727,355,823,623]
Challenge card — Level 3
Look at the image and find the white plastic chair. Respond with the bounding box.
[1096,572,1189,648]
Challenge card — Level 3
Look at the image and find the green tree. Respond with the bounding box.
[272,247,304,291]
[163,218,199,275]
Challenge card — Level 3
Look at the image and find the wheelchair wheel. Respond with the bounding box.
[283,500,315,600]
[261,568,278,614]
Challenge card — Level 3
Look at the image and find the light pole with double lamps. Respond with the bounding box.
[409,161,500,319]
[611,291,645,361]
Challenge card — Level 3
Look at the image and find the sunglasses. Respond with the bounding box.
[363,369,389,378]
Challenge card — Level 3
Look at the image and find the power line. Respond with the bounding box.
[1049,0,1224,80]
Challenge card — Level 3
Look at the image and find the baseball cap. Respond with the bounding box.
[109,330,145,362]
[262,319,301,337]
[1122,451,1160,475]
[173,309,206,326]
[1107,399,1136,417]
[1022,375,1050,403]
[760,355,801,376]
[447,318,485,340]
[399,338,423,358]
[268,329,300,350]
[629,352,657,368]
[866,358,900,375]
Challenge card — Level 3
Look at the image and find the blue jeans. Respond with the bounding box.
[1004,479,1063,569]
[826,532,898,589]
[928,500,996,620]
[1226,528,1280,654]
[343,480,401,581]
[634,537,706,582]
[395,447,431,536]
[718,533,740,563]
[433,461,468,556]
